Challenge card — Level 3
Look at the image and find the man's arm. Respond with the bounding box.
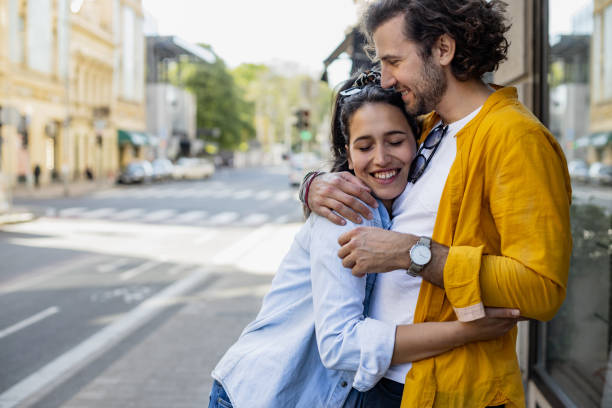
[338,128,571,322]
[299,171,378,225]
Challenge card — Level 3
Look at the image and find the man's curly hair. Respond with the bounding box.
[361,0,511,81]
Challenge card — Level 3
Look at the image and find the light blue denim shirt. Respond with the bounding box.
[212,202,396,408]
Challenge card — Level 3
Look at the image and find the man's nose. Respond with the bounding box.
[380,67,396,89]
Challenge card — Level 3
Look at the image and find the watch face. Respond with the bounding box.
[411,245,431,265]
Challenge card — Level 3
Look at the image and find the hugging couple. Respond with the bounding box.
[209,1,571,407]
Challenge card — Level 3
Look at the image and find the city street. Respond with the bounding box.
[0,166,305,408]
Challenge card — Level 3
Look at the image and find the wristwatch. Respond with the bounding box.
[407,236,432,277]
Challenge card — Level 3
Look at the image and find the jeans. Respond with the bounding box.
[208,380,233,408]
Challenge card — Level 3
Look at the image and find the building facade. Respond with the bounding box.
[0,0,147,187]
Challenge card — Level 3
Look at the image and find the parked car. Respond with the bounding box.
[288,152,322,186]
[588,162,612,186]
[152,158,174,181]
[117,161,153,184]
[568,159,589,183]
[173,158,215,180]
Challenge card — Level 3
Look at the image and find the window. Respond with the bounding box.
[538,1,612,407]
[604,5,612,100]
[27,0,53,74]
[8,0,23,64]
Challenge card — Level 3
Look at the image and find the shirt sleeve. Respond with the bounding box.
[309,215,396,392]
[443,125,571,322]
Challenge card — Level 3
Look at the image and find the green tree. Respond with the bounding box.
[172,46,255,151]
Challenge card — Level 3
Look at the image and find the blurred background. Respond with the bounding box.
[0,0,610,407]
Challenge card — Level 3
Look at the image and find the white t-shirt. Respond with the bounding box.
[368,106,482,383]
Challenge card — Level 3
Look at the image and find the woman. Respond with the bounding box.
[209,71,517,408]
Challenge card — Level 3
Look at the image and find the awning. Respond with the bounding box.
[118,130,148,146]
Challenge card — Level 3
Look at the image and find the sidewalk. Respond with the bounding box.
[0,179,115,226]
[11,179,115,200]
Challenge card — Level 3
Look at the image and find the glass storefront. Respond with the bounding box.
[533,1,612,407]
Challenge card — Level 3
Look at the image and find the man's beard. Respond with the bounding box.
[407,56,447,117]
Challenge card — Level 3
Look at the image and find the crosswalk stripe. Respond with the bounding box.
[254,190,273,200]
[273,191,293,202]
[242,213,270,226]
[233,189,253,199]
[207,211,239,224]
[141,209,178,222]
[59,207,86,217]
[111,208,146,220]
[80,208,115,218]
[174,210,208,223]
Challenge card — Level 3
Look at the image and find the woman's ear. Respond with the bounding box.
[345,144,353,170]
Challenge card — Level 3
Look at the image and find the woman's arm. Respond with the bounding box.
[391,307,518,364]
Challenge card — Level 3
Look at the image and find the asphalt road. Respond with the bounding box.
[0,166,305,408]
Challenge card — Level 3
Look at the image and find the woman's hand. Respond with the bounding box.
[307,172,378,225]
[458,307,520,344]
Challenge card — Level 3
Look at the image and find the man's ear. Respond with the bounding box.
[346,145,353,170]
[433,34,455,67]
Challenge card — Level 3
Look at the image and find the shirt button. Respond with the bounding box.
[341,381,348,387]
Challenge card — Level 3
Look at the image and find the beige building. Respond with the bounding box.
[0,0,147,187]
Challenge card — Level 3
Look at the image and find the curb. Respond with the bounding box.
[0,211,37,226]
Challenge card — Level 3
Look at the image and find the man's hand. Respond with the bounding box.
[308,172,377,225]
[338,227,415,277]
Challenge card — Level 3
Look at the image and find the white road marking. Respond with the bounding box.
[174,210,208,223]
[0,307,60,340]
[242,213,270,226]
[274,214,291,224]
[141,209,177,222]
[254,190,273,200]
[58,207,86,217]
[0,268,211,408]
[96,258,131,274]
[232,189,253,199]
[212,225,276,265]
[211,189,232,198]
[80,208,115,219]
[166,264,195,276]
[110,208,145,220]
[207,211,239,225]
[119,261,160,281]
[273,190,293,202]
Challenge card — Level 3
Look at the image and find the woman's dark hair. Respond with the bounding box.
[330,72,419,173]
[361,0,510,81]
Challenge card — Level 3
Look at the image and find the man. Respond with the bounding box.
[301,1,571,407]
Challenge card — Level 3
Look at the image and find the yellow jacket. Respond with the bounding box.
[401,87,572,408]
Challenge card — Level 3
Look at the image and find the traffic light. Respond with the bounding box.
[294,109,310,130]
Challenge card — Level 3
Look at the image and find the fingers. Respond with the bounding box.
[338,229,355,247]
[318,206,349,226]
[337,173,378,210]
[485,307,520,319]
